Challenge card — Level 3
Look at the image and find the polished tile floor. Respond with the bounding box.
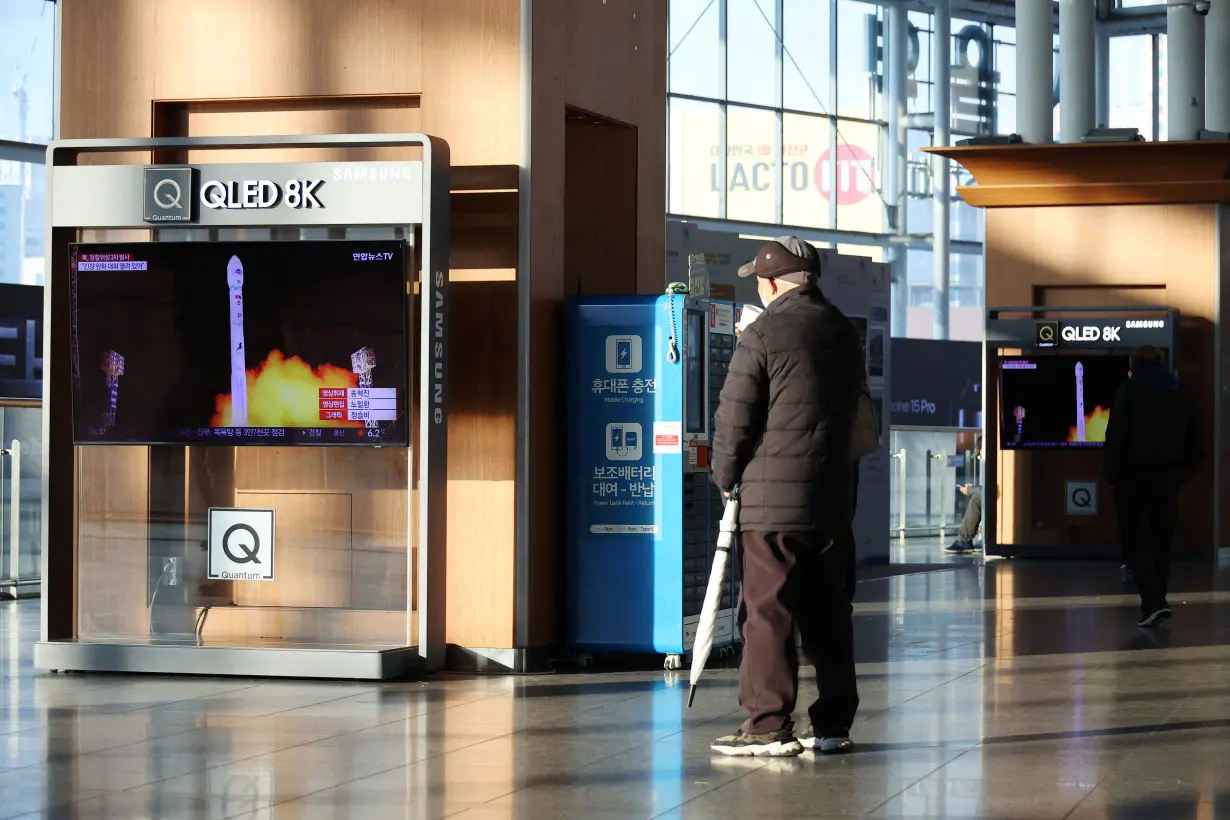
[7,559,1230,818]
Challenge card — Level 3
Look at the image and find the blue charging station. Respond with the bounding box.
[566,292,741,668]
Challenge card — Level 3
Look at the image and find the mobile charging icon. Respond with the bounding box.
[605,335,642,374]
[616,339,633,370]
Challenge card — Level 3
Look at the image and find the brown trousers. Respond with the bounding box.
[737,530,860,736]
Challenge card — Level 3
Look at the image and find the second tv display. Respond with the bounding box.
[999,355,1130,449]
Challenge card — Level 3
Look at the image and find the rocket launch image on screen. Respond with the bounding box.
[997,355,1127,450]
[69,240,409,446]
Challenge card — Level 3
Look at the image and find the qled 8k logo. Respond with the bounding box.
[1060,326,1121,343]
[199,179,325,210]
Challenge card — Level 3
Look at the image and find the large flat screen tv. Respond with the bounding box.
[70,241,409,446]
[998,355,1130,449]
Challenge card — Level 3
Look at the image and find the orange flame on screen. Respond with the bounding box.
[1067,406,1112,444]
[210,350,363,428]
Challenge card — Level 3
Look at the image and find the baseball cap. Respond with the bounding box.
[737,236,821,284]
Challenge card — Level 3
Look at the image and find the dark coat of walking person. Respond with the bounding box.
[1104,345,1203,628]
[709,236,865,758]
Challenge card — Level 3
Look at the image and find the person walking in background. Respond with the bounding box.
[1105,345,1203,628]
[710,236,864,758]
[945,435,983,555]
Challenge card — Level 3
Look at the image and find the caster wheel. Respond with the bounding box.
[664,654,683,671]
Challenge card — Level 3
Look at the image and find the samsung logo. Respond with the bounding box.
[332,165,415,182]
[1124,320,1165,329]
[432,269,446,425]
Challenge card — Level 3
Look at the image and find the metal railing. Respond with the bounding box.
[0,402,41,599]
[0,441,22,594]
[889,427,982,539]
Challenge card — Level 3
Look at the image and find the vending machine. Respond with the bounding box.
[566,289,737,668]
[705,299,746,651]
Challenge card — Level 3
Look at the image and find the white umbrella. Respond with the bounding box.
[688,486,740,708]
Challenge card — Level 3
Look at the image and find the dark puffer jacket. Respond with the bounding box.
[711,285,865,533]
[1103,364,1203,488]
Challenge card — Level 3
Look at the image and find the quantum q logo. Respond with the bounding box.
[143,167,194,223]
[152,178,182,210]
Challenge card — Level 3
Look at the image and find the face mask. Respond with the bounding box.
[758,281,774,308]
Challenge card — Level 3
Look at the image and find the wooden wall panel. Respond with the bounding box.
[61,0,517,167]
[563,0,668,294]
[149,1,424,103]
[442,282,517,645]
[986,204,1216,556]
[564,118,638,298]
[1219,208,1230,553]
[420,0,520,166]
[59,0,157,166]
[60,0,523,651]
[231,491,354,608]
[526,1,569,649]
[61,0,667,655]
[203,608,407,646]
[446,480,515,648]
[523,0,667,649]
[76,446,151,639]
[174,97,424,164]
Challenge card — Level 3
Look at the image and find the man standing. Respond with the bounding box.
[1104,345,1203,627]
[710,237,864,758]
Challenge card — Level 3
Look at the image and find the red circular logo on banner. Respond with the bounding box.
[816,145,877,206]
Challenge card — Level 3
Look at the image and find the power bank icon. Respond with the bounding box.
[605,423,642,461]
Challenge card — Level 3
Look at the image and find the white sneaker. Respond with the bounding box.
[711,728,804,757]
[798,725,854,755]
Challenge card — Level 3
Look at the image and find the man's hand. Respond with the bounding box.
[959,484,973,496]
[722,490,731,500]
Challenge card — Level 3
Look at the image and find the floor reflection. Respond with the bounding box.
[3,557,1230,817]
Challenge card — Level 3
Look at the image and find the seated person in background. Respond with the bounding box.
[945,435,983,555]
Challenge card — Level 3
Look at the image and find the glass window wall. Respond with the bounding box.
[0,1,52,287]
[0,0,54,596]
[783,0,832,113]
[668,1,1165,343]
[668,0,1002,341]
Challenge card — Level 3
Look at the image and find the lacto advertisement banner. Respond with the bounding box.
[671,107,884,233]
